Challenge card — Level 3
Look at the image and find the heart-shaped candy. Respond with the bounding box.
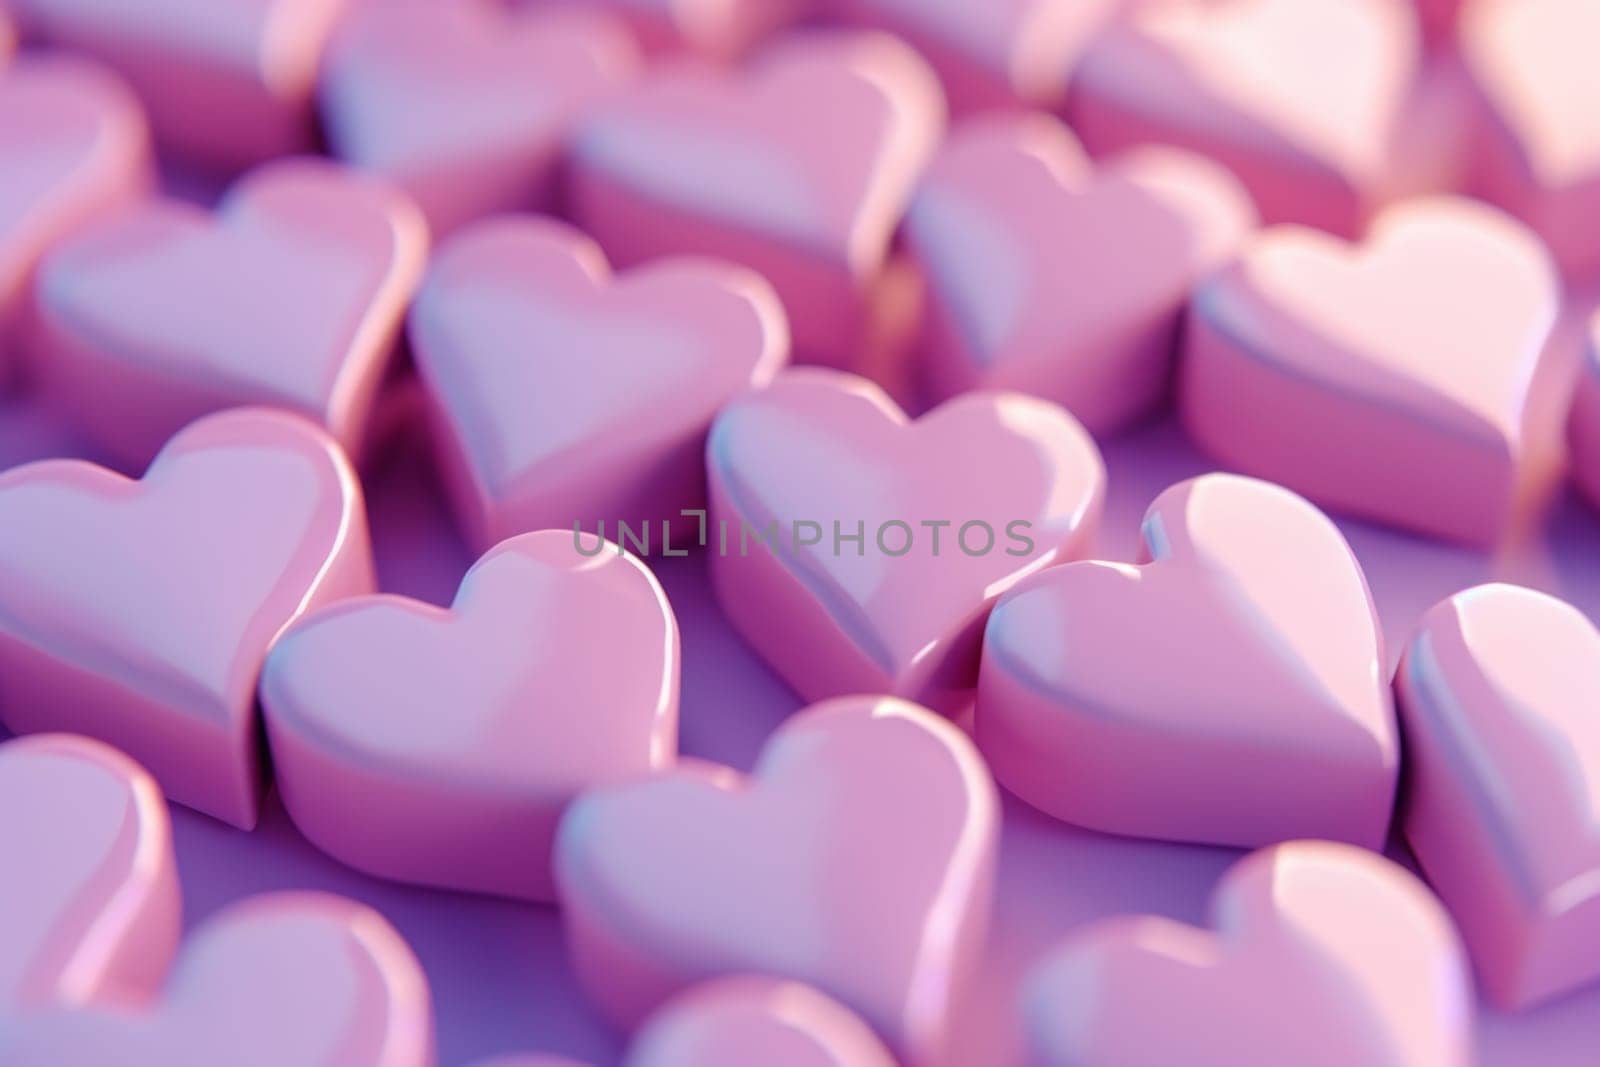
[410,216,788,553]
[1068,0,1417,236]
[626,977,895,1067]
[1575,313,1600,511]
[978,473,1397,849]
[1183,196,1559,546]
[826,0,1120,112]
[1462,0,1600,275]
[1397,583,1600,1008]
[568,30,945,366]
[261,529,680,902]
[31,157,427,470]
[906,111,1256,433]
[320,1,638,239]
[0,734,178,1012]
[0,408,374,829]
[547,0,802,59]
[0,57,151,386]
[707,367,1104,712]
[10,0,345,169]
[1024,841,1473,1066]
[554,695,998,1065]
[0,892,435,1067]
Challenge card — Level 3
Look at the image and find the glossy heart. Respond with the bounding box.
[0,734,178,1011]
[1069,0,1416,235]
[0,57,151,385]
[826,0,1120,111]
[32,157,427,469]
[320,1,638,239]
[1183,197,1559,545]
[569,30,944,365]
[262,529,680,902]
[978,473,1397,849]
[627,977,895,1067]
[707,367,1104,712]
[0,892,435,1067]
[906,111,1255,433]
[410,216,788,552]
[0,408,374,829]
[1462,0,1600,275]
[1397,583,1600,1008]
[1024,841,1473,1066]
[554,695,998,1065]
[1575,314,1600,511]
[10,0,344,168]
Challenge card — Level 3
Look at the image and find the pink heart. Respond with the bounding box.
[545,0,803,59]
[1397,582,1600,1008]
[1068,0,1417,236]
[905,111,1255,434]
[31,157,427,470]
[1462,0,1600,275]
[0,891,435,1067]
[978,473,1397,850]
[11,0,345,168]
[0,734,178,1011]
[0,57,150,385]
[1183,197,1560,546]
[410,216,788,553]
[320,1,638,239]
[627,977,895,1067]
[554,695,999,1065]
[707,368,1104,712]
[0,408,375,829]
[261,529,680,902]
[1024,841,1474,1066]
[1575,313,1600,512]
[569,30,945,366]
[825,0,1120,111]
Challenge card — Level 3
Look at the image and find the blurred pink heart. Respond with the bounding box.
[1025,841,1474,1066]
[1462,0,1600,275]
[0,734,179,1011]
[410,216,788,552]
[546,0,803,58]
[0,892,435,1067]
[0,408,374,829]
[555,696,998,1065]
[825,0,1120,112]
[906,111,1255,433]
[1070,0,1416,236]
[1398,583,1600,1008]
[979,473,1397,849]
[320,1,638,239]
[1183,197,1559,546]
[9,0,344,168]
[0,57,151,385]
[707,368,1105,712]
[626,977,895,1067]
[262,529,680,902]
[31,157,427,469]
[569,31,944,366]
[1575,313,1600,511]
